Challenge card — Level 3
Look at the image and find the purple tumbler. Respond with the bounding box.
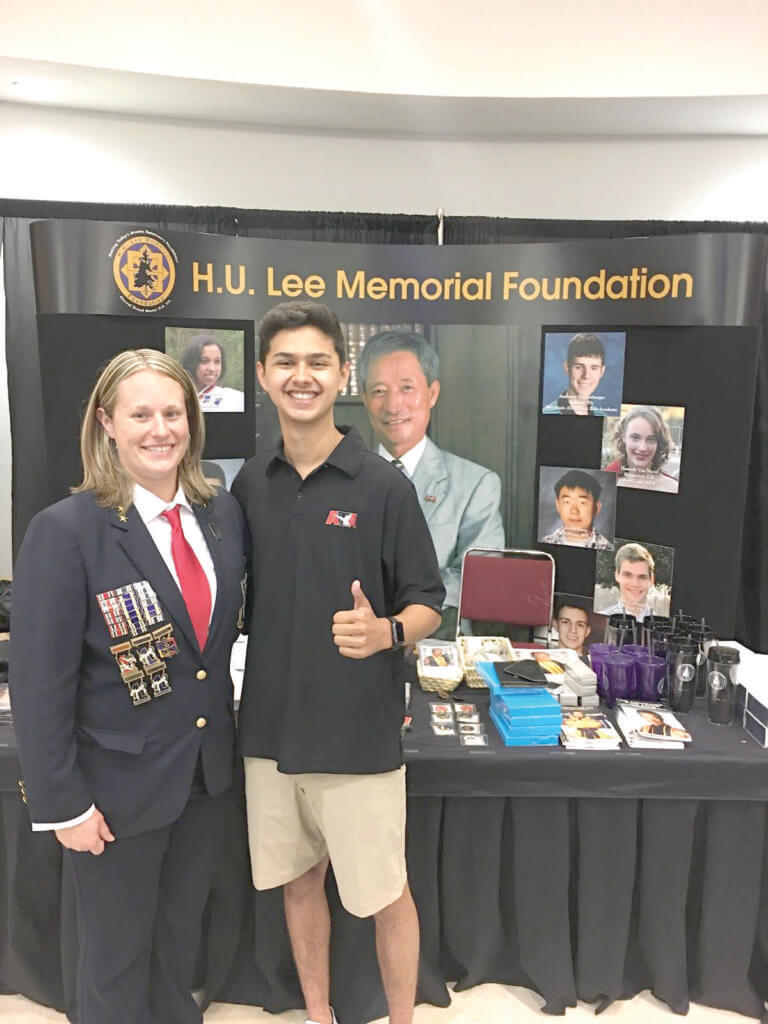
[602,652,638,706]
[589,643,618,701]
[635,653,667,702]
[621,644,648,662]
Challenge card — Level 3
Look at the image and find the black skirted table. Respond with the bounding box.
[2,686,768,1023]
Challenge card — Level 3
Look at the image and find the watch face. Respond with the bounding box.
[391,617,405,647]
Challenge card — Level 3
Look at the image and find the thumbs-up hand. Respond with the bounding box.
[332,580,391,659]
[351,579,371,611]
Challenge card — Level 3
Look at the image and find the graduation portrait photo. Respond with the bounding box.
[537,466,617,550]
[601,403,685,494]
[541,330,626,417]
[165,326,246,412]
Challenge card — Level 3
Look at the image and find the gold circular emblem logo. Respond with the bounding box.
[112,232,176,310]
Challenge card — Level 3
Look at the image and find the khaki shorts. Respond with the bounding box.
[244,757,407,918]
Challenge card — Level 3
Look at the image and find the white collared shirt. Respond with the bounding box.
[132,483,217,617]
[377,435,427,478]
[33,483,217,832]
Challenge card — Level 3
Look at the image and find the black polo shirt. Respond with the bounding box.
[231,427,445,774]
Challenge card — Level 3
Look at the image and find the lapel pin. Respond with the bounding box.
[116,506,128,523]
[424,494,438,503]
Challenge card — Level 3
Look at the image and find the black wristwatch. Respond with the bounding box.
[387,616,405,650]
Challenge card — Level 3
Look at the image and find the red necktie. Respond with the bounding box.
[162,505,211,651]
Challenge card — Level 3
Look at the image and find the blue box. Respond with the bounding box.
[489,706,561,747]
[490,693,562,726]
[476,661,562,746]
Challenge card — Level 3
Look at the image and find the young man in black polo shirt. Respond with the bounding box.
[232,301,444,1024]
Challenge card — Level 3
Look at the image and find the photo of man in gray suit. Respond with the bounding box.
[360,329,505,637]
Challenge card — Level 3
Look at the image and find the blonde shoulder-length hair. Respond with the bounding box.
[72,348,215,510]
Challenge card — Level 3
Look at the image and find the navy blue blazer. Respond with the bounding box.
[10,489,246,838]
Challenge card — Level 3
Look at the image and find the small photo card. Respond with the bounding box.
[430,702,454,719]
[419,641,460,669]
[461,733,489,747]
[454,702,477,716]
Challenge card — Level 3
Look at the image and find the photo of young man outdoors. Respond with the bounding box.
[232,302,444,1024]
[594,540,674,620]
[541,330,625,417]
[360,329,504,638]
[538,468,616,550]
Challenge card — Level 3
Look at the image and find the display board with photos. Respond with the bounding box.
[24,222,765,637]
[535,321,756,637]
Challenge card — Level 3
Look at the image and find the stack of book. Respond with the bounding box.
[560,708,622,750]
[506,647,600,709]
[614,700,691,749]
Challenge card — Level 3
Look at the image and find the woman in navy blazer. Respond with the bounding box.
[10,349,246,1024]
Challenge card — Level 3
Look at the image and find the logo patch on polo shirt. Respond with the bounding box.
[325,509,358,528]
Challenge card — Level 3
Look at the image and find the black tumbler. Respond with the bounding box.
[706,646,740,725]
[605,613,638,649]
[648,623,675,656]
[667,640,698,713]
[674,612,701,633]
[649,626,676,696]
[641,615,672,648]
[685,624,714,697]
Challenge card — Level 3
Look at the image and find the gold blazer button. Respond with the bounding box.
[196,717,207,729]
[196,670,207,681]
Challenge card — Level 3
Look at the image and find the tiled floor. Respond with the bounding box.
[0,985,758,1022]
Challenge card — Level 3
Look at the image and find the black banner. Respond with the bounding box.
[31,220,767,327]
[24,218,768,638]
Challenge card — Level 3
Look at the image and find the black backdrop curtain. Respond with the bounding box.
[1,199,766,650]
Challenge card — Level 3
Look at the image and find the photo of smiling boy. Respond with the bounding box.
[541,331,625,417]
[538,467,616,550]
[594,539,675,619]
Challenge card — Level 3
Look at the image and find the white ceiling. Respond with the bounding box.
[1,0,767,137]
